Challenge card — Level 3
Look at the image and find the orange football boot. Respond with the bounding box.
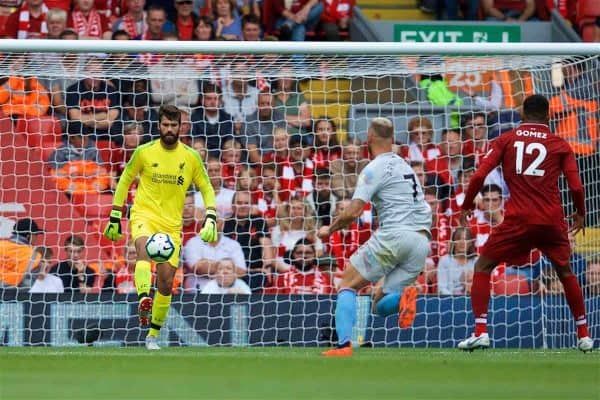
[321,343,353,357]
[398,286,418,329]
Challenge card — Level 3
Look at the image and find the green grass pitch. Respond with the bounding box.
[0,347,598,399]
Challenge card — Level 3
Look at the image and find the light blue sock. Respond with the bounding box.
[375,293,401,317]
[335,289,356,346]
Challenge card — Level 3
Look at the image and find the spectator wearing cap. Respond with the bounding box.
[242,90,286,165]
[191,82,234,157]
[0,218,45,288]
[174,0,198,40]
[329,138,368,199]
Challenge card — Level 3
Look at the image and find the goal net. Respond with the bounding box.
[0,41,598,348]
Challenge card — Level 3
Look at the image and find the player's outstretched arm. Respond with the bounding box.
[318,199,366,239]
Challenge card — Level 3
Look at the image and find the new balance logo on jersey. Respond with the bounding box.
[177,176,184,185]
[152,163,159,168]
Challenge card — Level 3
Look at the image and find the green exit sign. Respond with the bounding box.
[394,24,521,43]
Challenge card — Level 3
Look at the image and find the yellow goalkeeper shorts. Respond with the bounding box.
[130,216,181,268]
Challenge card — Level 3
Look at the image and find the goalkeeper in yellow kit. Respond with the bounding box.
[103,105,217,350]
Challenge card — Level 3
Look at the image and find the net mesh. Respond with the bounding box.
[0,49,598,348]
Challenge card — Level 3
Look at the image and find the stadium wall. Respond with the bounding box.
[1,292,598,348]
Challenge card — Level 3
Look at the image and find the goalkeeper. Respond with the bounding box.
[103,105,217,350]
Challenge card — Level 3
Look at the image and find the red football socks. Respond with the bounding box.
[471,271,491,337]
[560,275,589,339]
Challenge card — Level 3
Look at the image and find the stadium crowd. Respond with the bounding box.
[0,0,598,298]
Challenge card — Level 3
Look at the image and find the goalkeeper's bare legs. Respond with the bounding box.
[134,236,154,326]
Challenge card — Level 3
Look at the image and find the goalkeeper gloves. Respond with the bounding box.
[200,209,218,243]
[103,209,123,241]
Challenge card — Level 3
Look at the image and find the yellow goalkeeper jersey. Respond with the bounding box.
[113,140,215,229]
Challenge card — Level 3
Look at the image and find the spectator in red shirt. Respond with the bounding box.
[47,8,67,39]
[68,0,112,39]
[460,112,489,165]
[111,0,146,39]
[399,116,451,186]
[220,138,243,190]
[312,117,342,170]
[262,127,289,165]
[4,0,49,39]
[422,186,450,293]
[320,0,354,41]
[273,0,323,41]
[439,128,463,187]
[258,163,281,228]
[482,0,537,21]
[279,134,314,201]
[174,0,197,40]
[327,198,371,287]
[267,238,334,294]
[470,184,504,253]
[446,157,476,226]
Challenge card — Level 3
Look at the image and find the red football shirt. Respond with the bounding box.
[463,122,585,226]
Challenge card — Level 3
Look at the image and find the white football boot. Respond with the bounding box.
[458,333,490,351]
[145,335,161,351]
[577,337,593,353]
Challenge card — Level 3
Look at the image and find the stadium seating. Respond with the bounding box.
[0,115,114,268]
[576,0,600,42]
[14,116,62,162]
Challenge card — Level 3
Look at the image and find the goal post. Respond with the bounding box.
[0,41,598,348]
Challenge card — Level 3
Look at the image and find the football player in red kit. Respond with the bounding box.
[458,94,593,352]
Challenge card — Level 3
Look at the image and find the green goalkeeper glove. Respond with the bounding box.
[200,209,218,243]
[103,209,123,241]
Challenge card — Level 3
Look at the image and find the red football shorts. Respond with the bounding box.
[481,220,570,267]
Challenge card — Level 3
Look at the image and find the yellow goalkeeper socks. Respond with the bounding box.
[134,260,152,297]
[148,292,172,338]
